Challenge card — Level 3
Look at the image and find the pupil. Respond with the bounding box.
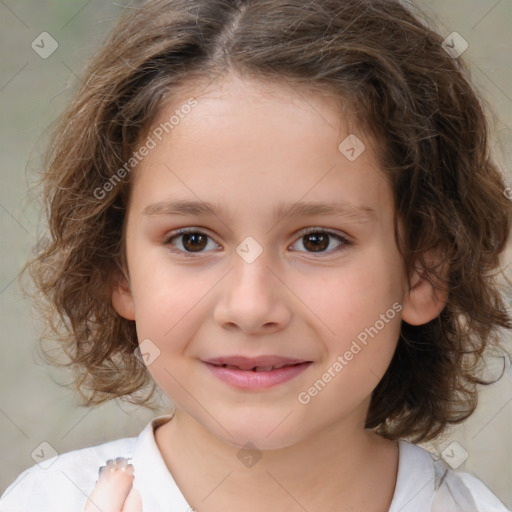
[180,233,330,253]
[304,233,328,252]
[183,233,207,252]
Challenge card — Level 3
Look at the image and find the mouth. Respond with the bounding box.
[202,355,312,389]
[206,362,306,372]
[203,355,310,370]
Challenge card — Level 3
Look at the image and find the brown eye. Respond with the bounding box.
[181,232,208,252]
[302,232,330,252]
[165,229,219,256]
[164,227,351,258]
[291,229,351,255]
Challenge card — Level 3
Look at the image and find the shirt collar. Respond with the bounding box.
[131,412,192,512]
[388,439,436,512]
[131,414,436,512]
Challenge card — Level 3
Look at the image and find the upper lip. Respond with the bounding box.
[203,355,310,371]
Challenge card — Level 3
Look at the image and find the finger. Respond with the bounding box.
[121,486,143,512]
[83,464,135,512]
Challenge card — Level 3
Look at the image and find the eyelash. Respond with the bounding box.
[163,227,352,258]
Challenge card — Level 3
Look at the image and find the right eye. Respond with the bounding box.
[164,228,220,257]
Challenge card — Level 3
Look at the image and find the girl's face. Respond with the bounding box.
[113,74,439,449]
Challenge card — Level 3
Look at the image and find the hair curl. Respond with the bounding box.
[23,0,512,443]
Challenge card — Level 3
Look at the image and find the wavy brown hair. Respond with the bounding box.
[23,0,512,443]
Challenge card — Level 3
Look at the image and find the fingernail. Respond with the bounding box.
[113,457,134,475]
[98,464,117,480]
[123,463,135,476]
[115,457,128,469]
[99,457,134,479]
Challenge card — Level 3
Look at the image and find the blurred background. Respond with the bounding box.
[1,0,511,507]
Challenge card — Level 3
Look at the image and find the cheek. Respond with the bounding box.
[293,251,402,339]
[129,247,213,332]
[290,248,403,387]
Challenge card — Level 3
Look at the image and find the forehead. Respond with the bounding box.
[149,73,362,148]
[129,74,392,223]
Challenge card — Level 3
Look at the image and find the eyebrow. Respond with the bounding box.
[143,199,376,223]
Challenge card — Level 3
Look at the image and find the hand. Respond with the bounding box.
[83,458,142,512]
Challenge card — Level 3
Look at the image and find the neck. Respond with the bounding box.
[154,409,399,512]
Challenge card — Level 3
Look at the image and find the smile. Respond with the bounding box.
[202,360,312,390]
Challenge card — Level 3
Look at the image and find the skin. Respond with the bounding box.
[110,72,447,512]
[84,465,141,512]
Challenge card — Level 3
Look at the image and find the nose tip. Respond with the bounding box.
[214,261,292,334]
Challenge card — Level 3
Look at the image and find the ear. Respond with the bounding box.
[401,250,449,326]
[111,267,136,321]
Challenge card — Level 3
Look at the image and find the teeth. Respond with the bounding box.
[221,364,277,371]
[217,363,301,371]
[254,366,274,372]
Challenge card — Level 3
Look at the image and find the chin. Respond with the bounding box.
[210,412,306,451]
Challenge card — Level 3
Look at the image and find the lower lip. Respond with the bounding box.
[203,362,312,390]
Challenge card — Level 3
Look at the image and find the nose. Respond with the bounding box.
[213,249,292,335]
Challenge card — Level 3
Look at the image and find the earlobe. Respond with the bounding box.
[111,268,136,321]
[401,255,449,326]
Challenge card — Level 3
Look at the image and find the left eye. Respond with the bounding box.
[290,228,351,254]
[164,228,351,257]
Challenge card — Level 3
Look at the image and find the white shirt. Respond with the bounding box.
[0,414,509,512]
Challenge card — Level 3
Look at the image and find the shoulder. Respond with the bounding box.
[433,468,512,512]
[0,436,137,512]
[391,440,511,512]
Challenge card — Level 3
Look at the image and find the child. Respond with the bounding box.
[1,0,511,510]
